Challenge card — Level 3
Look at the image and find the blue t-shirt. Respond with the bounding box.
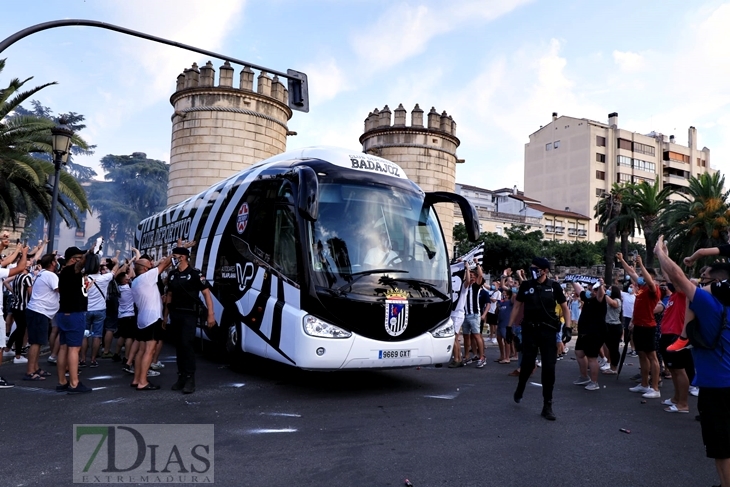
[569,299,581,321]
[496,299,513,329]
[689,288,730,388]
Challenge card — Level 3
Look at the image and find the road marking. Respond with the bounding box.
[246,428,297,434]
[530,382,543,387]
[259,412,301,417]
[13,386,56,395]
[101,398,126,404]
[424,384,472,400]
[223,383,246,388]
[88,375,114,380]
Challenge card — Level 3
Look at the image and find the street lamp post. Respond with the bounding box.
[46,122,73,255]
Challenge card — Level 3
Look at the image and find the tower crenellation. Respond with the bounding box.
[167,61,293,205]
[359,102,462,253]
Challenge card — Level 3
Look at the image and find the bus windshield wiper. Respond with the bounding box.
[333,269,409,295]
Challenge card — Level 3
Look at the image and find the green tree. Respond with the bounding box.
[0,59,90,227]
[622,179,673,268]
[594,184,627,282]
[87,152,169,254]
[660,171,730,267]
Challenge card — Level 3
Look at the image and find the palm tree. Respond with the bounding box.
[0,58,89,228]
[622,179,673,268]
[594,184,624,283]
[661,171,730,266]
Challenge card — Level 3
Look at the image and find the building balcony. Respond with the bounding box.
[555,226,565,234]
[467,208,542,226]
[663,174,690,188]
[664,159,689,171]
[545,225,555,234]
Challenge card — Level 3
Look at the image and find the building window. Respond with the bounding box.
[634,142,656,156]
[596,188,606,197]
[618,138,632,151]
[596,153,606,163]
[617,155,632,168]
[554,140,561,149]
[617,173,631,183]
[666,151,690,163]
[596,136,606,147]
[634,158,655,173]
[596,170,605,180]
[545,143,552,151]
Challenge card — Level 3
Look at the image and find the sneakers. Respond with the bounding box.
[464,356,477,365]
[100,352,114,359]
[476,358,486,368]
[55,382,69,392]
[628,350,638,357]
[47,355,57,364]
[13,356,28,364]
[147,369,160,377]
[629,373,642,381]
[573,376,591,385]
[111,353,122,363]
[666,337,689,352]
[491,337,498,344]
[600,363,611,371]
[89,361,99,368]
[689,386,699,397]
[2,349,15,358]
[0,376,14,388]
[629,384,652,393]
[79,361,87,368]
[67,382,92,394]
[597,357,608,367]
[447,360,464,368]
[150,361,165,370]
[535,360,542,368]
[585,381,600,391]
[642,389,661,399]
[182,375,196,394]
[122,364,135,374]
[171,374,187,391]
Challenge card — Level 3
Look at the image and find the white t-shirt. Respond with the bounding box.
[132,268,161,328]
[488,289,502,314]
[621,291,636,318]
[450,281,470,319]
[118,283,135,318]
[87,272,114,311]
[26,270,60,319]
[0,268,8,316]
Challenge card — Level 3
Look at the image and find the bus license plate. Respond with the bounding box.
[378,349,411,359]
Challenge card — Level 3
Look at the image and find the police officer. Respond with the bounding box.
[165,247,215,394]
[507,257,571,420]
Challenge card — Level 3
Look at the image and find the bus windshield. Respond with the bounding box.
[307,183,448,297]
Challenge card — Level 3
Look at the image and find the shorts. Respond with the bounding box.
[85,309,106,338]
[698,387,730,459]
[486,312,498,326]
[116,316,136,339]
[659,334,692,370]
[575,334,602,358]
[462,314,480,335]
[56,312,86,347]
[633,325,657,353]
[136,319,164,342]
[104,312,118,333]
[452,314,464,335]
[25,309,50,346]
[496,321,509,338]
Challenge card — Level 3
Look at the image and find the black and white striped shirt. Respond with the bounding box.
[11,272,32,311]
[465,283,481,315]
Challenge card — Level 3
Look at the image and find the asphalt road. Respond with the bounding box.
[0,341,717,487]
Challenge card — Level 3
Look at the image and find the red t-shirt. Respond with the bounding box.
[632,283,661,327]
[660,291,686,336]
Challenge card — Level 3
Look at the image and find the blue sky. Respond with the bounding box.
[2,0,730,193]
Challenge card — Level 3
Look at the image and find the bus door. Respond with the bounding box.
[233,176,302,364]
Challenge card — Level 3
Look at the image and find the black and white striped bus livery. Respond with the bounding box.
[136,146,480,370]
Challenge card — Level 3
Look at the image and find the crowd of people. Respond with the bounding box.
[448,239,730,486]
[0,232,213,395]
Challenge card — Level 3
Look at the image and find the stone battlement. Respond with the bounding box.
[173,61,289,105]
[362,104,457,136]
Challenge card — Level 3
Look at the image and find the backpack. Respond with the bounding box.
[106,277,121,300]
[686,306,729,350]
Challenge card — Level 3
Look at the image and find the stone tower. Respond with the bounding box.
[360,103,461,253]
[167,61,293,205]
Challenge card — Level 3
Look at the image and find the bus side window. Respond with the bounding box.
[273,204,299,280]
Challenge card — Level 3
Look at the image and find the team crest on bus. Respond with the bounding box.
[236,202,249,234]
[384,289,409,337]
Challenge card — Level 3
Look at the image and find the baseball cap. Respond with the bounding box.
[64,246,85,260]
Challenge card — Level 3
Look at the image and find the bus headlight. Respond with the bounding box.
[429,318,454,338]
[303,315,352,339]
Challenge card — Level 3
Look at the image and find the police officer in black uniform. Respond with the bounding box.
[165,247,215,394]
[507,257,571,420]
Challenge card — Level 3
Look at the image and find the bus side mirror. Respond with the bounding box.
[425,191,480,242]
[296,166,319,221]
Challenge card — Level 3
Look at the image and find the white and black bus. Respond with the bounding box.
[136,147,479,369]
